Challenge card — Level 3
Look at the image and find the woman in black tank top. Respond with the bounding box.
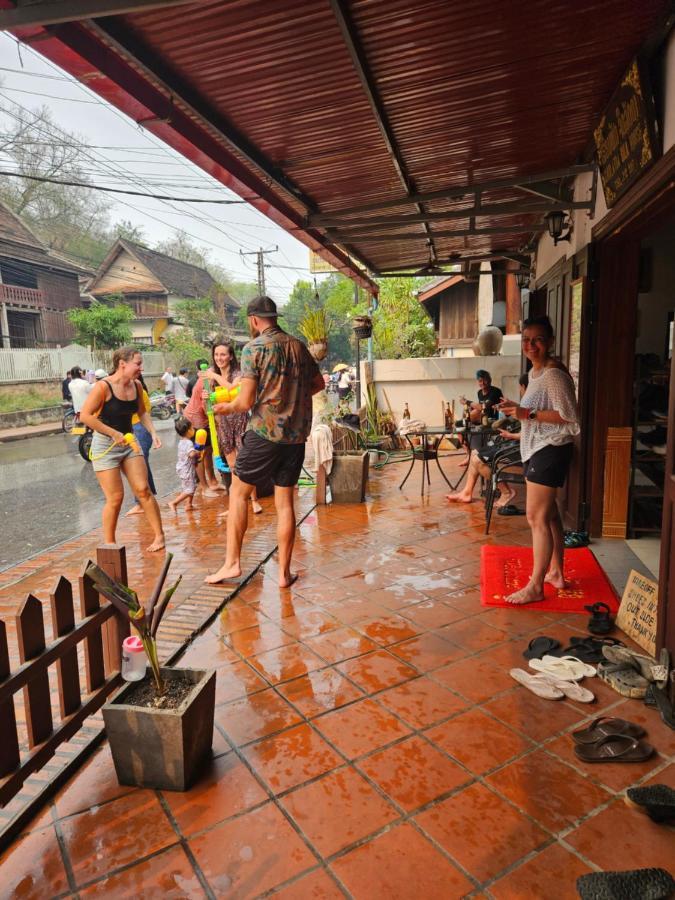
[80,347,165,553]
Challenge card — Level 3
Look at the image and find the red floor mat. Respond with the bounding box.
[480,545,619,613]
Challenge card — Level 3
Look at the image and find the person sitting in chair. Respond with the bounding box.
[456,369,505,466]
[448,373,528,504]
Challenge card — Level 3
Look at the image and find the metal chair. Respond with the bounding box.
[484,444,525,534]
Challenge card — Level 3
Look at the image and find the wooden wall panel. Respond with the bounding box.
[602,427,632,538]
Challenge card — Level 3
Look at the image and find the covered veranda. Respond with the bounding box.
[1,1,674,897]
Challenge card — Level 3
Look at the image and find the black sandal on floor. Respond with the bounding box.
[576,868,675,900]
[626,785,675,823]
[584,602,615,635]
[522,636,561,660]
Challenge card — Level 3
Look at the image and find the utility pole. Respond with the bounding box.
[240,246,278,294]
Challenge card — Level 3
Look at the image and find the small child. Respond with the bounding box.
[169,417,199,512]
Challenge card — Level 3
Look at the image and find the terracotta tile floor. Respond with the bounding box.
[2,458,675,898]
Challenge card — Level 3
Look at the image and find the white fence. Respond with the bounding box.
[0,345,167,384]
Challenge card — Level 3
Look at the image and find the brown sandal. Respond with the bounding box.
[572,716,646,745]
[574,734,654,763]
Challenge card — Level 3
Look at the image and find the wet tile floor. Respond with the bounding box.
[1,458,674,899]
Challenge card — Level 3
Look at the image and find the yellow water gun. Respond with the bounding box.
[89,431,139,461]
[209,384,241,405]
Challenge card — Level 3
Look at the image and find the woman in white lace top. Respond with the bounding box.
[498,317,579,605]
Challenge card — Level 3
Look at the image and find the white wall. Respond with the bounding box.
[367,355,521,427]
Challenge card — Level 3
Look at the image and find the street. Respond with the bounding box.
[0,419,180,572]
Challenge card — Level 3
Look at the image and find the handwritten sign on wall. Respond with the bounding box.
[616,569,658,657]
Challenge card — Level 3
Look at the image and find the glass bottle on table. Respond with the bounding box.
[403,402,411,420]
[481,402,489,427]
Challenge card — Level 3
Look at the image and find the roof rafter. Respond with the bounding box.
[0,0,190,29]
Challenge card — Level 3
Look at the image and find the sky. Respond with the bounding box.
[0,31,317,304]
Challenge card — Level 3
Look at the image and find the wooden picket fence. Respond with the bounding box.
[0,546,129,810]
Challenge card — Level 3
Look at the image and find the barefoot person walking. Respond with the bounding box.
[498,317,579,605]
[80,347,166,553]
[206,296,324,588]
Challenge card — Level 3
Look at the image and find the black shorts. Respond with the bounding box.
[524,443,573,489]
[235,430,305,488]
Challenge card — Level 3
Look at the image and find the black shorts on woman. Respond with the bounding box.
[523,442,573,489]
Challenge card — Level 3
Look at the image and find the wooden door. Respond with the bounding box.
[657,355,675,654]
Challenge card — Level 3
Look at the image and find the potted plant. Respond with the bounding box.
[352,315,372,340]
[87,554,216,792]
[300,306,331,361]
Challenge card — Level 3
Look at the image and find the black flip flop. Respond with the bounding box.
[584,602,615,635]
[497,505,524,516]
[572,716,645,745]
[559,636,625,664]
[577,868,675,900]
[574,733,654,763]
[522,636,561,660]
[626,785,675,823]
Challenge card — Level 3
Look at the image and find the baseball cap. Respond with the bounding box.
[246,295,278,318]
[94,368,107,379]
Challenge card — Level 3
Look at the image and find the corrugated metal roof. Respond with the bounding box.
[7,0,669,280]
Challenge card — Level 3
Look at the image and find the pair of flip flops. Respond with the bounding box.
[497,505,524,516]
[523,635,625,664]
[577,868,675,900]
[572,716,654,763]
[509,668,594,702]
[585,602,615,635]
[528,654,596,681]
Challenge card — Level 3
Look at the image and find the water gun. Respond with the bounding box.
[124,432,140,454]
[194,428,208,452]
[209,384,241,406]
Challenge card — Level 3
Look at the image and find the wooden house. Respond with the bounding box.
[86,239,239,345]
[0,202,86,348]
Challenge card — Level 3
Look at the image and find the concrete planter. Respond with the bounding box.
[330,450,369,502]
[103,666,215,791]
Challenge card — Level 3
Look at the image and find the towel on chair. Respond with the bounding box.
[311,423,334,476]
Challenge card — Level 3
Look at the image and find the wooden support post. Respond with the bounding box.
[316,464,328,504]
[97,545,129,676]
[602,427,632,538]
[505,273,522,334]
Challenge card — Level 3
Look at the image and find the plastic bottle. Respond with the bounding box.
[121,635,146,681]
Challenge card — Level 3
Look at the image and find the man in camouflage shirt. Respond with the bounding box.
[206,295,324,588]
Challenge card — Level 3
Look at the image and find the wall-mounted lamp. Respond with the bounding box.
[544,210,572,246]
[515,270,530,290]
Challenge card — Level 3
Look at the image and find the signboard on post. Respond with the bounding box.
[594,58,659,207]
[616,569,658,657]
[309,250,336,274]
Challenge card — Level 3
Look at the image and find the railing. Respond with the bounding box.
[0,284,45,309]
[0,546,129,809]
[0,344,167,382]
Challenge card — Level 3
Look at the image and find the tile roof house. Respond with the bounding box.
[86,239,240,345]
[0,201,87,348]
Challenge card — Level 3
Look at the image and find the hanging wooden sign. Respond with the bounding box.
[594,58,659,207]
[616,569,658,657]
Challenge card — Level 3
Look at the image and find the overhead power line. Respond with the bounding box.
[0,168,247,203]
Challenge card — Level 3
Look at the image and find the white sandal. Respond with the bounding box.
[509,668,565,700]
[539,675,595,703]
[529,655,596,681]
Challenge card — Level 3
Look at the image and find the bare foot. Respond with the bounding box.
[211,482,228,492]
[146,537,166,553]
[544,571,570,590]
[279,572,299,589]
[205,563,242,584]
[185,503,194,510]
[252,500,263,514]
[505,583,545,605]
[203,488,220,498]
[495,490,516,509]
[168,500,178,513]
[125,505,143,517]
[446,493,473,503]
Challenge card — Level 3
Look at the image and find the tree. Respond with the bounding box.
[367,277,437,359]
[161,328,208,370]
[68,299,133,349]
[173,297,221,344]
[155,231,210,269]
[0,100,112,265]
[280,275,355,366]
[113,219,146,243]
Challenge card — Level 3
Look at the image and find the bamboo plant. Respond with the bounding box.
[299,306,332,343]
[86,554,182,695]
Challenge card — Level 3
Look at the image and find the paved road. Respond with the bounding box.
[0,419,181,571]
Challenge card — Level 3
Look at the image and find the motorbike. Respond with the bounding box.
[150,392,176,420]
